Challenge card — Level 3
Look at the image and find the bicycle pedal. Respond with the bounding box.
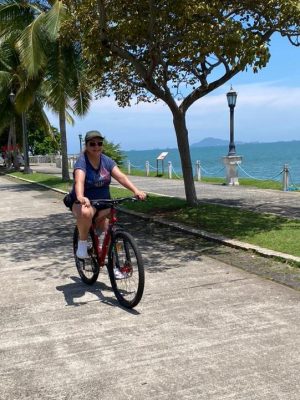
[116,243,123,251]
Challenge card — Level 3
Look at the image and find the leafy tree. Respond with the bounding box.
[63,0,300,205]
[27,126,60,155]
[102,139,124,165]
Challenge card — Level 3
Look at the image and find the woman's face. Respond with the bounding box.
[85,139,103,156]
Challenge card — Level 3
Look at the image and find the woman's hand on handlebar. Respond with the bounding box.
[134,190,147,201]
[77,196,91,208]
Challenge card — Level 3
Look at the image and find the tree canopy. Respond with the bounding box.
[65,1,300,102]
[28,126,60,155]
[63,0,300,204]
[102,139,125,166]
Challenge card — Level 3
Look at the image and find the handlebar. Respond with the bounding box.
[90,197,139,208]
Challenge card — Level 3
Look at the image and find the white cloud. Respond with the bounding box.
[45,81,300,153]
[185,82,300,144]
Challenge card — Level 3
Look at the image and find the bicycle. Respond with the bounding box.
[73,197,145,308]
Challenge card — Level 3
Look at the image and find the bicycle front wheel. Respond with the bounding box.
[108,231,144,308]
[73,226,100,285]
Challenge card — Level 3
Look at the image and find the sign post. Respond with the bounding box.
[156,152,168,176]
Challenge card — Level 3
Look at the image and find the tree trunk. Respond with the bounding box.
[6,124,13,168]
[172,111,198,206]
[11,117,20,170]
[59,108,70,181]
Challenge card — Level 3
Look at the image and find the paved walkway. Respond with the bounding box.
[7,164,300,264]
[0,174,300,400]
[31,163,300,219]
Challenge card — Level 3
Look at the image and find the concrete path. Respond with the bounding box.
[1,175,300,400]
[31,163,300,219]
[125,176,300,219]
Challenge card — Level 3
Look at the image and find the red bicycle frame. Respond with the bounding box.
[91,205,118,267]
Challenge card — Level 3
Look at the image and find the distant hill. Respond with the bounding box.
[191,137,228,147]
[191,137,244,148]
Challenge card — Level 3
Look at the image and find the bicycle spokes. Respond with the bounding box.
[73,227,100,285]
[108,231,144,308]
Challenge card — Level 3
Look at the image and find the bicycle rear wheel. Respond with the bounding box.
[73,226,100,285]
[108,231,144,308]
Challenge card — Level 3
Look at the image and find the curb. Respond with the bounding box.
[120,208,300,265]
[4,172,300,265]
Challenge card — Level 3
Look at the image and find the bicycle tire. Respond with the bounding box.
[73,226,100,285]
[108,231,144,308]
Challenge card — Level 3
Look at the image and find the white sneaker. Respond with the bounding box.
[76,240,89,259]
[114,268,126,280]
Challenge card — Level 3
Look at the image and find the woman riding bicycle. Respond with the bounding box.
[70,130,146,260]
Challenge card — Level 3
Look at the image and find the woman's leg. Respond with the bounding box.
[72,203,96,240]
[95,209,110,232]
[72,203,97,259]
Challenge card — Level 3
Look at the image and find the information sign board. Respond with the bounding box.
[156,152,168,160]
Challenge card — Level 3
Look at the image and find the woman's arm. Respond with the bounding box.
[74,169,91,207]
[111,166,147,200]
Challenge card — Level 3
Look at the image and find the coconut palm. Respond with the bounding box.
[0,1,54,169]
[17,0,91,180]
[0,35,53,169]
[0,0,92,180]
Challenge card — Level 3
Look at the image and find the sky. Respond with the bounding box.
[47,33,300,153]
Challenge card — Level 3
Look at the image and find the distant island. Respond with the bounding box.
[124,138,300,152]
[191,137,244,147]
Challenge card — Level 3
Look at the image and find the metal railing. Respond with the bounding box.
[30,154,300,191]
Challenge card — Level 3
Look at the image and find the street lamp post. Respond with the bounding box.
[223,85,242,186]
[9,92,17,170]
[226,85,238,156]
[78,134,82,153]
[9,91,32,174]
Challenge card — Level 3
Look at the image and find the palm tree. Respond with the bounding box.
[16,0,91,180]
[0,1,53,170]
[43,44,91,180]
[0,37,48,169]
[0,0,92,181]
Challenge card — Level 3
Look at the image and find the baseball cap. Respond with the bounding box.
[85,130,104,143]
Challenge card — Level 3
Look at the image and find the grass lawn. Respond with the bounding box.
[7,171,300,259]
[124,194,300,258]
[10,171,73,192]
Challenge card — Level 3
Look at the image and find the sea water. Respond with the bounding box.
[124,141,300,184]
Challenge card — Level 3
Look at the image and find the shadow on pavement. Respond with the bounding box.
[116,213,223,273]
[0,206,222,280]
[56,276,140,314]
[56,276,113,306]
[0,211,74,280]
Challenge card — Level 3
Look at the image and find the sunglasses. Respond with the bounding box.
[87,141,103,147]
